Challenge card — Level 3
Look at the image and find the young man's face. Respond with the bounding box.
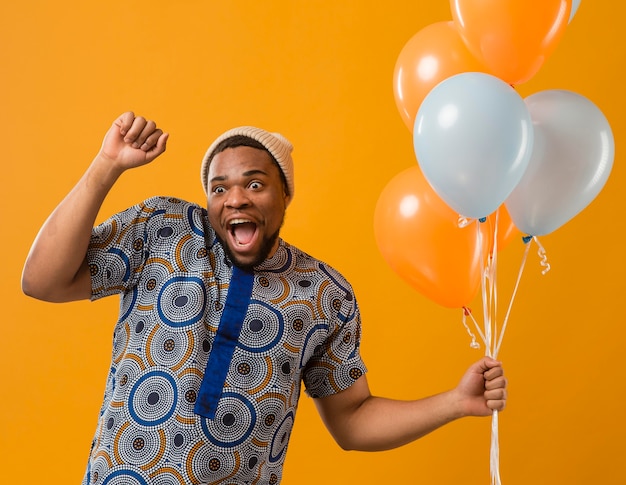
[207,146,290,270]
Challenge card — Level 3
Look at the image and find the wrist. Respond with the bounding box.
[445,388,469,419]
[88,153,125,189]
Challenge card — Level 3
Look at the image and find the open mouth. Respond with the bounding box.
[229,219,258,246]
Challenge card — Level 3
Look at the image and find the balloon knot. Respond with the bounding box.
[463,306,472,316]
[522,235,533,244]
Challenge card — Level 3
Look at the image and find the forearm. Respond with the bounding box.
[315,359,506,452]
[330,390,464,452]
[22,155,123,302]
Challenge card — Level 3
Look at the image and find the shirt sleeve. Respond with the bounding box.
[87,197,161,300]
[302,280,368,398]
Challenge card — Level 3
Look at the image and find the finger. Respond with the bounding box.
[483,387,508,400]
[156,132,169,151]
[144,132,169,160]
[485,375,507,391]
[133,119,159,149]
[140,128,164,152]
[123,116,148,145]
[487,398,506,412]
[484,365,504,381]
[486,388,507,411]
[116,111,136,136]
[472,357,501,375]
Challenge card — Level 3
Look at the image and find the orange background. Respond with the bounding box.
[2,1,624,484]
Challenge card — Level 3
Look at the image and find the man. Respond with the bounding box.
[22,112,507,484]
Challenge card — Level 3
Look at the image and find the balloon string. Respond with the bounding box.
[534,236,551,275]
[489,209,500,356]
[490,410,501,485]
[490,235,551,483]
[462,307,483,349]
[458,215,470,228]
[482,215,500,485]
[478,221,493,358]
[494,235,550,357]
[494,236,532,358]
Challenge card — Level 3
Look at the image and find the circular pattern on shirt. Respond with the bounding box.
[280,301,318,348]
[132,317,148,336]
[139,261,173,303]
[253,274,292,302]
[317,284,349,318]
[227,353,271,394]
[90,220,116,247]
[175,234,208,272]
[187,441,241,483]
[253,393,290,444]
[292,318,304,331]
[111,323,130,363]
[89,263,99,276]
[301,364,329,398]
[298,322,330,369]
[114,355,145,395]
[89,453,117,485]
[115,425,166,466]
[297,279,313,288]
[200,391,256,448]
[237,300,284,353]
[132,238,144,252]
[104,248,132,284]
[277,355,296,382]
[335,363,365,385]
[146,326,192,369]
[328,325,361,362]
[155,426,195,471]
[255,244,293,273]
[145,215,180,243]
[158,226,174,238]
[149,468,187,485]
[268,411,294,464]
[100,406,125,440]
[174,369,203,422]
[128,370,178,427]
[157,276,206,328]
[100,466,150,485]
[186,204,206,237]
[119,287,139,321]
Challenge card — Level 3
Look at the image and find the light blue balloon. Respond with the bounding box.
[413,72,534,220]
[569,0,581,23]
[505,90,614,236]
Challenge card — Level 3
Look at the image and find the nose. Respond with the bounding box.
[224,186,251,209]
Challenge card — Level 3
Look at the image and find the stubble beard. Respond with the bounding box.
[217,224,283,272]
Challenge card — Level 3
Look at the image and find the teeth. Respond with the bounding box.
[230,219,252,226]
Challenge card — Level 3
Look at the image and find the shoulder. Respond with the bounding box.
[92,196,211,246]
[131,196,209,231]
[139,196,206,216]
[284,242,356,296]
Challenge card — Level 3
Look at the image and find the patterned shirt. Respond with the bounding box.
[83,196,367,485]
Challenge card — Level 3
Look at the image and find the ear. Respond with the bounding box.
[284,191,292,207]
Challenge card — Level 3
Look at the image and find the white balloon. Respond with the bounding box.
[505,90,614,236]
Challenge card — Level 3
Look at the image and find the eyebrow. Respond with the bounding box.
[209,169,269,184]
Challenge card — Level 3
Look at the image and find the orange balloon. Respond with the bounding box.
[450,0,571,84]
[374,166,491,308]
[487,205,522,253]
[393,21,490,132]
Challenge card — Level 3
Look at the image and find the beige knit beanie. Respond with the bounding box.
[200,126,294,202]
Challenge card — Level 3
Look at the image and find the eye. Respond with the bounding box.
[212,186,226,194]
[248,181,262,190]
